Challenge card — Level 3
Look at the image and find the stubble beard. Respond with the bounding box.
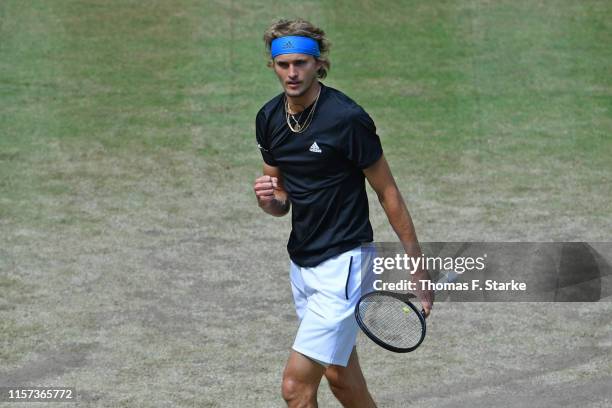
[284,75,316,98]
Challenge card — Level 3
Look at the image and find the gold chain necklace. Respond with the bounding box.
[287,105,306,129]
[285,86,321,133]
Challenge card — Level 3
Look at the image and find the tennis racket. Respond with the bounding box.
[355,270,458,353]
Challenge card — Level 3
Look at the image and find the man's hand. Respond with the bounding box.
[254,175,278,204]
[411,268,434,317]
[253,171,290,217]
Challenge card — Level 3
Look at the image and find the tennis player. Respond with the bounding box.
[253,19,434,408]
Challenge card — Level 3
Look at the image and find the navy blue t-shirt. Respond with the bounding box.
[256,83,383,267]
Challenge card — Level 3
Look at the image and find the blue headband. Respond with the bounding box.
[271,36,320,58]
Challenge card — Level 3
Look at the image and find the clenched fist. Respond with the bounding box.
[253,175,278,204]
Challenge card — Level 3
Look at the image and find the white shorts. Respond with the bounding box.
[290,246,371,367]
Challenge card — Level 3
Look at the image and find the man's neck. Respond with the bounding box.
[286,81,321,114]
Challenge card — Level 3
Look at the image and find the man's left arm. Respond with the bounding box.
[363,154,434,316]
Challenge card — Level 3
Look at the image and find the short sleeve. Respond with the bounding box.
[341,108,383,169]
[255,109,277,166]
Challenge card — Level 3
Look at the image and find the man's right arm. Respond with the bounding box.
[253,163,290,217]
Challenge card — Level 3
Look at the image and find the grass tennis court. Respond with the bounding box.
[1,1,611,406]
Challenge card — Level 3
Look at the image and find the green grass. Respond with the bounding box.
[0,1,611,406]
[2,1,610,183]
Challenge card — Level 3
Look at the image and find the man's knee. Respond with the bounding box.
[282,375,317,404]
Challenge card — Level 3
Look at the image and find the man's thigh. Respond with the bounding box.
[283,350,327,385]
[324,347,368,386]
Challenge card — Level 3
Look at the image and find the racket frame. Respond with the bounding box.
[355,290,427,353]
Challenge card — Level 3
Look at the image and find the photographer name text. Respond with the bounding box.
[372,279,527,292]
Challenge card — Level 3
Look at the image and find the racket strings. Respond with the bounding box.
[358,295,423,348]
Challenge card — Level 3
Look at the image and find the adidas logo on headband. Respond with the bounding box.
[282,41,294,49]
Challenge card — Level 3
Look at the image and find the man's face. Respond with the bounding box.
[272,54,322,98]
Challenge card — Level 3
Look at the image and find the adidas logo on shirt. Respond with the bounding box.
[309,142,322,153]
